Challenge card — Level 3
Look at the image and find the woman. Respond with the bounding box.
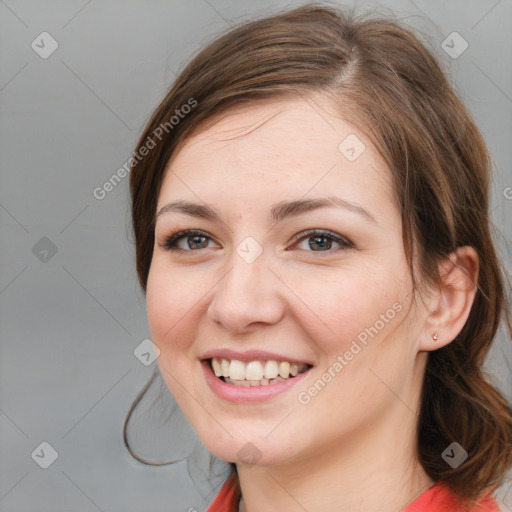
[125,4,512,511]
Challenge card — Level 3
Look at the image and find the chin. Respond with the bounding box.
[200,433,299,467]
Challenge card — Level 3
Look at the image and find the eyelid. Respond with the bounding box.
[161,229,220,251]
[289,229,354,250]
[161,227,353,254]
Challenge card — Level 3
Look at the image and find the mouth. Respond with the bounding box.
[207,357,313,387]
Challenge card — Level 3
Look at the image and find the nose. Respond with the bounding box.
[206,251,285,334]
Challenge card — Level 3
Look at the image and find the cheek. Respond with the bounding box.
[290,270,411,433]
[145,262,208,409]
[286,264,399,351]
[145,260,205,354]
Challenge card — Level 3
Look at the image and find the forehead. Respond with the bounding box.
[159,95,395,216]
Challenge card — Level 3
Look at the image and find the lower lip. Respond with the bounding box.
[201,360,312,403]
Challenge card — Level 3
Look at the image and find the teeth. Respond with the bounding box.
[211,357,309,384]
[232,379,250,387]
[229,359,246,380]
[220,358,230,378]
[278,361,290,378]
[212,358,222,377]
[225,375,287,386]
[264,360,279,379]
[246,361,264,380]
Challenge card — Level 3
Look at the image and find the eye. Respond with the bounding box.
[162,229,219,252]
[161,228,353,254]
[290,229,353,253]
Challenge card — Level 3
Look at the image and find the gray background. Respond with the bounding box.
[1,0,511,511]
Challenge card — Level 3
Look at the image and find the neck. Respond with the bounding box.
[236,402,433,512]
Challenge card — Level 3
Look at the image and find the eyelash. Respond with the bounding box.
[161,228,354,254]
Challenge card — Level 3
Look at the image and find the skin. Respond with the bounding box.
[146,95,478,512]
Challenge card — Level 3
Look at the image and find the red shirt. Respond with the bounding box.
[206,471,499,512]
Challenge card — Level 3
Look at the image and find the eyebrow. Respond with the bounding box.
[155,196,377,225]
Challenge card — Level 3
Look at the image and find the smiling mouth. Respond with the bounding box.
[209,357,313,387]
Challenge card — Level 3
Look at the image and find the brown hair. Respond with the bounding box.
[126,3,512,507]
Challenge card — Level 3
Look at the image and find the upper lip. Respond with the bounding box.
[200,348,314,366]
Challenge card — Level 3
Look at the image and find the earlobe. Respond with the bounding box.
[419,246,479,352]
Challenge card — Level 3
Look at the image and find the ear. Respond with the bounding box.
[418,246,479,351]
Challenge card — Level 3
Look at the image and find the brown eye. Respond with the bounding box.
[163,229,218,252]
[292,230,353,253]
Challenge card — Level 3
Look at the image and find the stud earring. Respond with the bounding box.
[432,333,438,341]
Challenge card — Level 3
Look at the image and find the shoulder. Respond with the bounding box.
[206,471,241,512]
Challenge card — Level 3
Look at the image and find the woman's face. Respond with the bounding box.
[146,95,429,467]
